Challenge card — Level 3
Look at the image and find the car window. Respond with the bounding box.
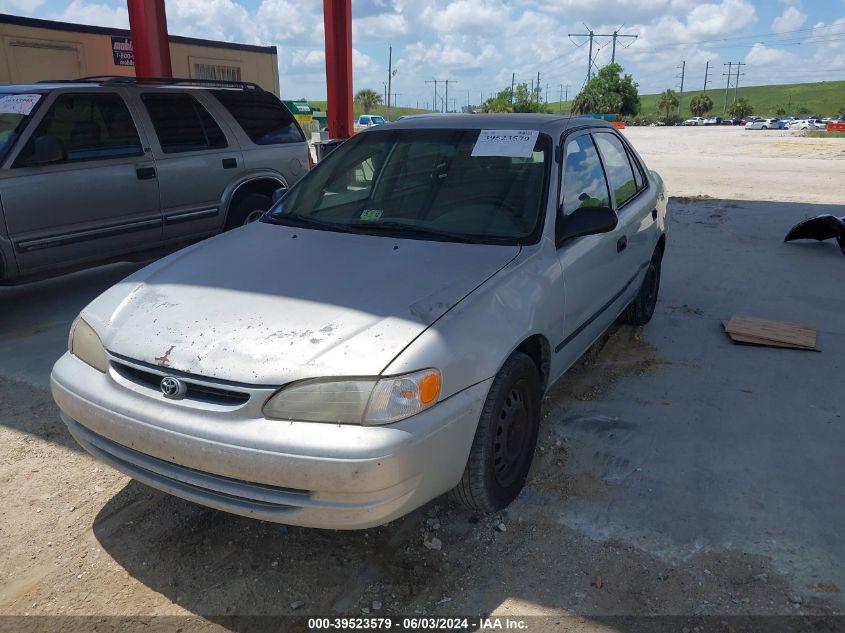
[16,92,142,165]
[593,133,638,207]
[211,89,304,145]
[267,128,550,245]
[141,93,227,154]
[560,134,610,216]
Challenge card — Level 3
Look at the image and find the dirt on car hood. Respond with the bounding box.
[82,222,520,385]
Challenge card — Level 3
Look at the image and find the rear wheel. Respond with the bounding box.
[452,352,541,512]
[226,193,273,230]
[622,248,662,325]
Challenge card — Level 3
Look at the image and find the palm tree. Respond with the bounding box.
[354,88,382,114]
[657,89,679,121]
[689,93,713,117]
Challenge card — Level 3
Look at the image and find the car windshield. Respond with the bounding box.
[0,93,42,163]
[372,116,385,124]
[265,128,550,245]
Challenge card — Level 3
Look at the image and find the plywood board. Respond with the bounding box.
[724,315,817,349]
[721,318,819,351]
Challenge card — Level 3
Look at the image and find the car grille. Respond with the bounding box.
[111,360,251,406]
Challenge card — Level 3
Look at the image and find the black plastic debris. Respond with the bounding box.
[784,214,845,255]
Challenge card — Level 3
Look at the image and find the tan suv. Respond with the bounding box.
[0,76,309,283]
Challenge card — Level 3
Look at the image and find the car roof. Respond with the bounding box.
[381,113,613,134]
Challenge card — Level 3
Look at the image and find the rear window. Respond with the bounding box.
[211,90,304,145]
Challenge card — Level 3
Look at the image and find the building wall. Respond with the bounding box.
[0,18,280,95]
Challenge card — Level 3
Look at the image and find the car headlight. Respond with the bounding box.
[262,368,441,425]
[68,316,108,373]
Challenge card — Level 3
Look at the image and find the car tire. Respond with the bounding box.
[226,192,273,230]
[622,248,662,326]
[451,351,541,513]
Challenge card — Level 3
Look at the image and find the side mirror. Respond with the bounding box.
[271,187,286,204]
[28,135,65,165]
[557,205,618,245]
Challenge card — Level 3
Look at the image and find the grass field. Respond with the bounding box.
[547,79,845,119]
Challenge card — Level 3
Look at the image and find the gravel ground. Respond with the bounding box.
[1,127,844,631]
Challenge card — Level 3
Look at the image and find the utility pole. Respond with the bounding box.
[545,82,549,105]
[677,60,685,117]
[510,72,515,105]
[466,89,470,112]
[611,28,637,64]
[425,79,438,113]
[443,79,455,113]
[391,93,400,107]
[723,62,733,112]
[536,72,541,104]
[559,84,563,113]
[703,60,711,93]
[386,44,392,115]
[734,62,745,103]
[570,25,638,84]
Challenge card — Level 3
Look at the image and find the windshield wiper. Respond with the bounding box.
[347,221,490,244]
[264,213,369,234]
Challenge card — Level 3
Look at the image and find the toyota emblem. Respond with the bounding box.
[160,376,187,399]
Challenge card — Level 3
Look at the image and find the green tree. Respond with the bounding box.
[657,89,679,120]
[572,63,640,116]
[776,107,786,116]
[481,83,548,114]
[727,98,754,118]
[689,93,713,117]
[354,88,382,113]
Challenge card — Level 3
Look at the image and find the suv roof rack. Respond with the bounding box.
[38,76,264,91]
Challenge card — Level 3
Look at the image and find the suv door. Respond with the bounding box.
[135,90,243,241]
[0,90,160,276]
[550,130,629,377]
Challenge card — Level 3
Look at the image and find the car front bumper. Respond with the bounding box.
[51,352,490,529]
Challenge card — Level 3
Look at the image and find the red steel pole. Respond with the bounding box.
[127,0,173,78]
[323,0,353,138]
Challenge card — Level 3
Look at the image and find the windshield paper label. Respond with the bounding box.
[472,129,539,158]
[0,94,41,116]
[360,209,383,221]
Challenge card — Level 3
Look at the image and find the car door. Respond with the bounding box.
[549,130,629,378]
[133,90,243,241]
[592,130,656,278]
[0,89,161,275]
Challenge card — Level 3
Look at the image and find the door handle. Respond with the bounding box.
[617,235,628,253]
[652,208,658,220]
[222,158,237,169]
[136,166,156,180]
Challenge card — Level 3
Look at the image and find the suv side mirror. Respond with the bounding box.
[557,205,618,245]
[28,135,65,165]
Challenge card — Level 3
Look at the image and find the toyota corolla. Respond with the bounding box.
[51,114,667,529]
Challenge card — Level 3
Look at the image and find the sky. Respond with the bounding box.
[1,0,844,109]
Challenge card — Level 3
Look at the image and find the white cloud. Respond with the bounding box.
[354,13,409,39]
[51,0,128,28]
[745,42,794,65]
[0,0,45,13]
[772,6,806,32]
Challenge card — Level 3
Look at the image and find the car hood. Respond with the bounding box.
[82,222,520,385]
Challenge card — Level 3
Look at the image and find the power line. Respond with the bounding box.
[723,62,733,112]
[568,24,638,83]
[677,60,685,116]
[703,60,712,93]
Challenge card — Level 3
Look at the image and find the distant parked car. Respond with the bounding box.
[355,114,386,131]
[0,76,309,284]
[721,117,742,126]
[745,118,781,130]
[787,119,825,130]
[683,117,706,126]
[704,116,722,125]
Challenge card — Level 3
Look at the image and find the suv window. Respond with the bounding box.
[560,134,610,217]
[211,90,304,145]
[593,132,638,207]
[141,93,227,153]
[16,92,142,165]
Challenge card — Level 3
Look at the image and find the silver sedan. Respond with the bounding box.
[51,114,667,529]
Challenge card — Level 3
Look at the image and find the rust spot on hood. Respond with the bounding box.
[155,345,175,367]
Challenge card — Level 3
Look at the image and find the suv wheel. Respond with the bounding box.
[452,352,541,512]
[226,192,272,229]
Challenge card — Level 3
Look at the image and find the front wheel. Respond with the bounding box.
[452,352,541,512]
